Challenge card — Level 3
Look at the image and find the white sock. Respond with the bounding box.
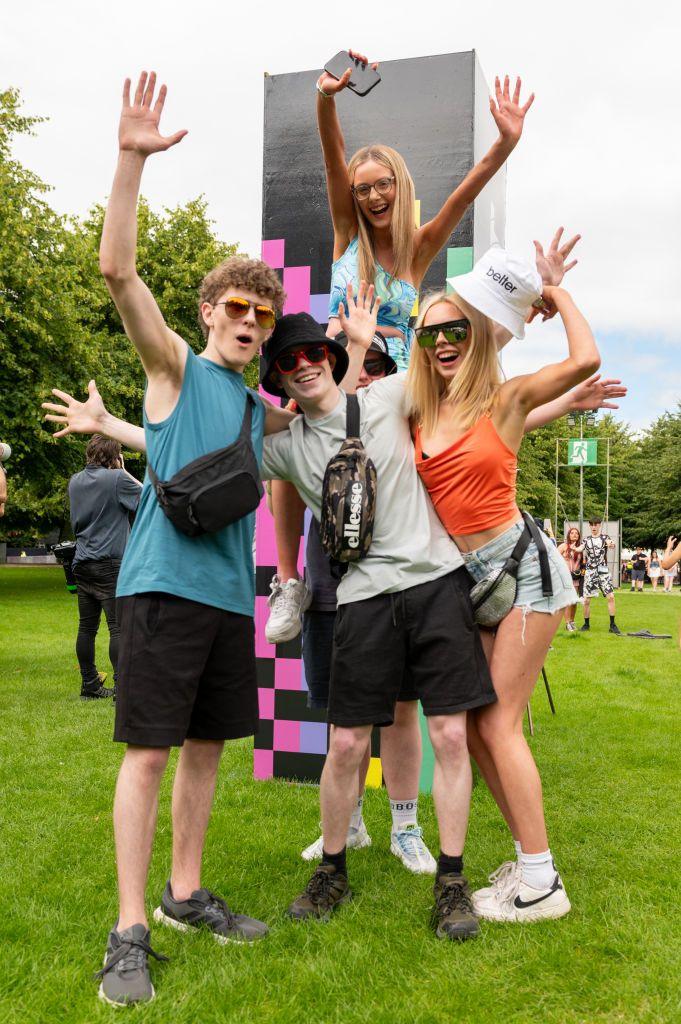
[513,839,522,859]
[349,796,364,831]
[389,797,418,832]
[519,849,556,890]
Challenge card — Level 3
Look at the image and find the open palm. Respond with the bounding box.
[118,72,187,156]
[42,380,108,438]
[490,75,534,146]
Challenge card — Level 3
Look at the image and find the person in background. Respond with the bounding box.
[0,464,6,517]
[68,433,142,699]
[662,540,679,593]
[630,546,647,592]
[558,526,583,630]
[580,518,621,634]
[648,550,662,591]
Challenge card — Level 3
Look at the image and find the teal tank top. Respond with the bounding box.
[328,236,417,371]
[116,347,265,616]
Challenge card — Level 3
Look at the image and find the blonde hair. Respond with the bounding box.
[346,145,415,287]
[406,290,502,436]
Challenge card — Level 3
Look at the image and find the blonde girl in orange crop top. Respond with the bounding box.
[406,244,600,924]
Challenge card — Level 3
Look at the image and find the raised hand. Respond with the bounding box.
[490,75,534,147]
[118,71,188,156]
[317,49,378,96]
[535,227,581,289]
[569,375,628,411]
[42,380,108,438]
[338,281,377,350]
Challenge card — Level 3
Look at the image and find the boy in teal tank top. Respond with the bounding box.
[87,72,299,1007]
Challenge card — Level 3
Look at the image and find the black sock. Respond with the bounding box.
[610,615,616,626]
[321,847,347,875]
[583,617,590,626]
[437,852,463,878]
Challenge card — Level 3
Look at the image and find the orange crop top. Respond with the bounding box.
[414,416,518,536]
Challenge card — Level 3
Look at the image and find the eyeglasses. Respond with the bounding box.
[351,176,395,202]
[213,297,276,330]
[274,345,330,375]
[362,356,388,378]
[415,319,470,348]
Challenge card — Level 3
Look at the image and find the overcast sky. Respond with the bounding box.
[5,0,680,430]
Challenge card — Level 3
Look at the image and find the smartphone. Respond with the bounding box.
[324,50,381,97]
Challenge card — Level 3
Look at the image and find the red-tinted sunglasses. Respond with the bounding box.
[274,344,330,375]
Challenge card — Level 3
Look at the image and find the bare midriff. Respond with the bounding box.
[449,513,523,554]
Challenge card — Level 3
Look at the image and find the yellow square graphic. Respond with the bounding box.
[365,756,383,789]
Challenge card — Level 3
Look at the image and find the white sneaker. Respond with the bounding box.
[265,575,312,644]
[301,820,372,861]
[390,825,437,875]
[472,859,519,904]
[473,865,571,922]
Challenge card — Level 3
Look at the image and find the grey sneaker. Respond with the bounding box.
[265,575,312,644]
[96,924,168,1006]
[153,882,269,944]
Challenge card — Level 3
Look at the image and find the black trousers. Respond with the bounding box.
[73,559,121,686]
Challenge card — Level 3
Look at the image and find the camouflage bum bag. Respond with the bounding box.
[319,392,377,578]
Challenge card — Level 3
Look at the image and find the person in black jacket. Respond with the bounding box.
[68,435,141,698]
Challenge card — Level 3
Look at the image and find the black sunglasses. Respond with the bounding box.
[415,319,470,348]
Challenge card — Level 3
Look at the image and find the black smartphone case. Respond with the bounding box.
[324,51,381,97]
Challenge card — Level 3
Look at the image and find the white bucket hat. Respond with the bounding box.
[446,247,542,340]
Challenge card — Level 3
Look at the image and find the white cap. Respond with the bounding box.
[447,247,542,340]
[0,443,10,462]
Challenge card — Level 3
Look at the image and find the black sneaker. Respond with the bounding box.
[432,873,479,941]
[96,924,168,1006]
[579,623,590,632]
[153,882,268,944]
[81,678,114,699]
[609,623,622,635]
[286,864,352,921]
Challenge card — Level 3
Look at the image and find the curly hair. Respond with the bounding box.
[86,435,121,469]
[198,257,286,339]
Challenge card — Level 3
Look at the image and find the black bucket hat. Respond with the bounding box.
[260,313,349,399]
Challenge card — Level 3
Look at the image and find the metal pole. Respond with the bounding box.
[554,439,560,539]
[579,414,584,534]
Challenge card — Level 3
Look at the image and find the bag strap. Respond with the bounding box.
[146,393,256,495]
[521,511,553,597]
[346,393,360,439]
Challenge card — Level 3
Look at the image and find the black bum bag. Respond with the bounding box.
[147,394,263,538]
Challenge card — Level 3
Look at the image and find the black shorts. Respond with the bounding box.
[114,593,258,747]
[328,567,496,727]
[302,609,418,711]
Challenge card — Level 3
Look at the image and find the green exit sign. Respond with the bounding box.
[567,439,597,466]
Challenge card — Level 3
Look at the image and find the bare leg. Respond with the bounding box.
[271,480,306,581]
[321,725,372,854]
[380,701,422,800]
[607,593,617,616]
[114,745,171,930]
[475,607,563,853]
[426,713,471,855]
[170,739,224,901]
[582,597,591,619]
[357,740,371,799]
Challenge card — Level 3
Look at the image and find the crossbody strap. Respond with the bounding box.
[346,393,360,439]
[521,512,553,597]
[147,392,256,493]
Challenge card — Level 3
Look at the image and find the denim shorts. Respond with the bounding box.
[462,520,577,616]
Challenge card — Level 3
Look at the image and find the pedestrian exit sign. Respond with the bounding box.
[568,439,597,466]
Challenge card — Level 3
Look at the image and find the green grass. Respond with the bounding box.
[1,568,680,1024]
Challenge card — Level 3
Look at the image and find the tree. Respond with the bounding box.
[0,89,248,541]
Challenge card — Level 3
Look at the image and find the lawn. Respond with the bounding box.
[1,568,680,1024]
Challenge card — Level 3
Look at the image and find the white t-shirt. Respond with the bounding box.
[261,374,463,605]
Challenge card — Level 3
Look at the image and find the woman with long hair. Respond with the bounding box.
[406,247,600,922]
[648,549,662,591]
[267,49,533,629]
[558,526,584,629]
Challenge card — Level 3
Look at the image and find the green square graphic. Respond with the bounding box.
[445,246,474,290]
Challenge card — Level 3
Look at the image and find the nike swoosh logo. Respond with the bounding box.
[514,882,562,909]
